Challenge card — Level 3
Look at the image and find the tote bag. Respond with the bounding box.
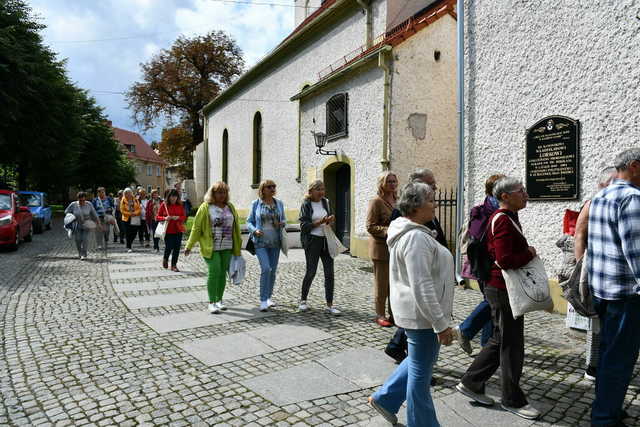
[491,213,553,319]
[154,204,168,239]
[280,227,289,257]
[323,225,348,258]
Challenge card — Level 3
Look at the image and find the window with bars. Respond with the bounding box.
[222,129,229,183]
[252,113,262,186]
[326,93,348,141]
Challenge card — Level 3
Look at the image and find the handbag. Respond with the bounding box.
[245,201,258,256]
[130,215,141,226]
[155,221,167,239]
[280,227,289,256]
[323,224,348,258]
[491,213,553,319]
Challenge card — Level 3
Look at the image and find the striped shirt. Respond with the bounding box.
[587,179,640,300]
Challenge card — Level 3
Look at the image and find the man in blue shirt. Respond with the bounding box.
[587,148,640,427]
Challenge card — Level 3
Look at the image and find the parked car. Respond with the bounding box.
[0,189,33,250]
[18,191,52,233]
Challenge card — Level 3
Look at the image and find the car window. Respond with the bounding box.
[23,194,41,207]
[43,195,48,207]
[0,194,10,210]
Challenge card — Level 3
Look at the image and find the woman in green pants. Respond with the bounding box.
[185,181,242,314]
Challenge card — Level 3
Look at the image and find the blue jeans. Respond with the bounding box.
[591,296,640,426]
[255,247,280,302]
[372,329,440,427]
[460,299,493,346]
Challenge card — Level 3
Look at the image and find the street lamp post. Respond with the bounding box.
[311,131,336,156]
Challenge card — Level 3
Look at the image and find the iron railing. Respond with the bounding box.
[435,188,458,251]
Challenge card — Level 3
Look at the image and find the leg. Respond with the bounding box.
[118,213,125,243]
[163,234,172,262]
[256,248,274,302]
[405,329,440,427]
[267,247,280,299]
[373,260,390,317]
[459,299,493,342]
[586,318,600,368]
[591,297,640,426]
[80,228,90,257]
[204,252,223,303]
[217,250,232,301]
[137,221,144,245]
[372,356,409,414]
[319,241,335,305]
[170,233,182,266]
[74,229,83,257]
[301,237,322,301]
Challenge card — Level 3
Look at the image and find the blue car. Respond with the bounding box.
[18,191,52,234]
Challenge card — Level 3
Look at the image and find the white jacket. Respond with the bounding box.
[387,217,455,333]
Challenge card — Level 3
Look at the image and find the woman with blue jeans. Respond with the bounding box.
[247,180,286,312]
[368,182,455,427]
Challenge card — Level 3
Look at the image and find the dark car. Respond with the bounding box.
[18,191,52,233]
[0,189,33,250]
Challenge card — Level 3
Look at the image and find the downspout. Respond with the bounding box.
[377,47,391,170]
[454,0,465,282]
[356,0,373,48]
[202,113,209,191]
[296,101,302,182]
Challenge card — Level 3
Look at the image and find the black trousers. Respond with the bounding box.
[138,219,150,244]
[301,235,335,305]
[461,286,527,408]
[164,233,182,266]
[387,328,408,353]
[124,220,139,249]
[115,211,125,242]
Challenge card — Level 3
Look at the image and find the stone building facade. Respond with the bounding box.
[198,0,457,258]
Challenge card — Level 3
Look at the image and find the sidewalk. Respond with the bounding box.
[0,226,638,426]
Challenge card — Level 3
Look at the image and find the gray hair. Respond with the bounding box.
[123,187,134,196]
[408,168,434,183]
[398,182,434,216]
[493,176,523,200]
[597,166,617,189]
[614,148,640,171]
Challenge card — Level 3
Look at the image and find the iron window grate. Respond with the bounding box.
[326,93,348,141]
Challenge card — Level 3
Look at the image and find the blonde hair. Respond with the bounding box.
[305,179,325,200]
[258,179,277,200]
[377,171,398,198]
[204,181,230,204]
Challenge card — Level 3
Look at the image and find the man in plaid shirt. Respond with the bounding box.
[587,148,640,426]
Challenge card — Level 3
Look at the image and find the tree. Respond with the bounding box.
[126,31,244,178]
[158,126,193,178]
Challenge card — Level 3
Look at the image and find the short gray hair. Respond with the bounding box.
[408,168,434,183]
[597,166,617,188]
[614,148,640,171]
[493,176,523,200]
[398,182,434,216]
[123,187,133,196]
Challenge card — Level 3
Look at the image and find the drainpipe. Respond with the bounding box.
[202,114,209,191]
[296,101,302,182]
[377,47,391,170]
[454,0,465,283]
[356,0,373,48]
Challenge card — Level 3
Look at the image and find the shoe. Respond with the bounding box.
[453,326,473,355]
[259,301,269,312]
[299,301,309,312]
[80,256,86,260]
[127,249,133,253]
[376,317,393,327]
[208,303,220,314]
[384,346,406,364]
[456,382,495,406]
[326,307,341,316]
[217,301,227,311]
[500,403,540,420]
[145,243,150,248]
[584,365,596,381]
[267,299,276,308]
[162,259,168,269]
[367,396,397,425]
[171,265,179,272]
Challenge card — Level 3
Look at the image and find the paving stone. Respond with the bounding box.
[113,277,205,292]
[317,347,396,388]
[109,270,199,280]
[180,332,273,366]
[121,290,234,309]
[246,324,333,351]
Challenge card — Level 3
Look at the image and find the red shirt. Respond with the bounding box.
[486,209,534,289]
[156,202,186,234]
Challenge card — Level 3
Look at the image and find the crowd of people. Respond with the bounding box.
[62,147,640,427]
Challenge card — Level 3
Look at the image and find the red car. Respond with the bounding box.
[0,189,33,250]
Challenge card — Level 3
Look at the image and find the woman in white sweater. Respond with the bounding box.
[368,182,455,427]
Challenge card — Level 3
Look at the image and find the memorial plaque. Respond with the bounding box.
[525,116,580,200]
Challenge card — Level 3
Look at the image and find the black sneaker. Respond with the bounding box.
[384,346,406,364]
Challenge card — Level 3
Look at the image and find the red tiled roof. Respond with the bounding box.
[111,127,167,165]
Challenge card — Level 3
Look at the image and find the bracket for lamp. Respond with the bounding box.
[311,131,336,156]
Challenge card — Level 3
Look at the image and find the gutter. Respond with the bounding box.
[454,0,465,282]
[377,48,391,169]
[355,0,373,48]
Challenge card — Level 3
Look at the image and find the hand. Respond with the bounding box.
[325,215,335,224]
[279,221,286,228]
[184,248,191,256]
[254,230,264,237]
[437,327,454,346]
[527,246,537,258]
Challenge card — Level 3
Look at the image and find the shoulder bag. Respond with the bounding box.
[491,212,553,319]
[155,204,168,239]
[245,201,257,256]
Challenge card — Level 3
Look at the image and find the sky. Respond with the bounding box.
[28,0,297,143]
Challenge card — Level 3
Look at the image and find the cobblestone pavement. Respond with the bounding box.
[1,225,640,426]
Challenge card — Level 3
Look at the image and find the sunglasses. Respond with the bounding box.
[265,185,276,189]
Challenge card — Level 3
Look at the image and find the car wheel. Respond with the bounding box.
[9,228,19,251]
[46,220,52,230]
[34,219,43,234]
[24,224,33,242]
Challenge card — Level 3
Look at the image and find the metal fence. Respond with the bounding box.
[435,188,458,251]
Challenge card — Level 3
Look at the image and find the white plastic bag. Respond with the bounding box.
[155,221,167,239]
[280,227,288,257]
[228,255,246,285]
[323,225,348,258]
[130,215,141,226]
[492,213,553,318]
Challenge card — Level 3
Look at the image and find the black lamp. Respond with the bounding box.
[311,131,336,156]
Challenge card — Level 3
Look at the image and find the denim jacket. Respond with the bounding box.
[246,198,286,246]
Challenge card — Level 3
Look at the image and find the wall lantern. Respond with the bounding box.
[311,131,336,156]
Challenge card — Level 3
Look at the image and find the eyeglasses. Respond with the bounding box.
[509,187,527,194]
[265,185,276,189]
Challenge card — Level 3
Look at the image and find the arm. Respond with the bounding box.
[64,202,74,215]
[403,234,449,333]
[133,201,141,217]
[176,205,187,223]
[156,203,168,222]
[492,216,534,269]
[88,204,99,222]
[574,201,591,260]
[246,200,258,233]
[120,198,128,216]
[299,201,314,234]
[185,206,204,251]
[366,199,388,239]
[618,195,640,282]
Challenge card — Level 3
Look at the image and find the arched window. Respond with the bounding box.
[252,112,262,186]
[222,129,229,183]
[326,93,348,141]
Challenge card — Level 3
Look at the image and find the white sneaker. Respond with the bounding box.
[217,301,227,311]
[127,249,133,253]
[208,303,220,314]
[259,301,269,312]
[456,382,495,406]
[267,299,276,308]
[326,306,341,316]
[500,403,540,420]
[453,325,473,355]
[298,301,309,312]
[80,256,86,260]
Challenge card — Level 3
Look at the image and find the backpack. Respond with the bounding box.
[467,233,492,281]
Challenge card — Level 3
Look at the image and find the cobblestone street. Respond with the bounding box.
[1,225,640,426]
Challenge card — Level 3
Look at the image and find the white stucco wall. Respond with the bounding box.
[300,63,386,239]
[464,1,640,273]
[206,0,387,215]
